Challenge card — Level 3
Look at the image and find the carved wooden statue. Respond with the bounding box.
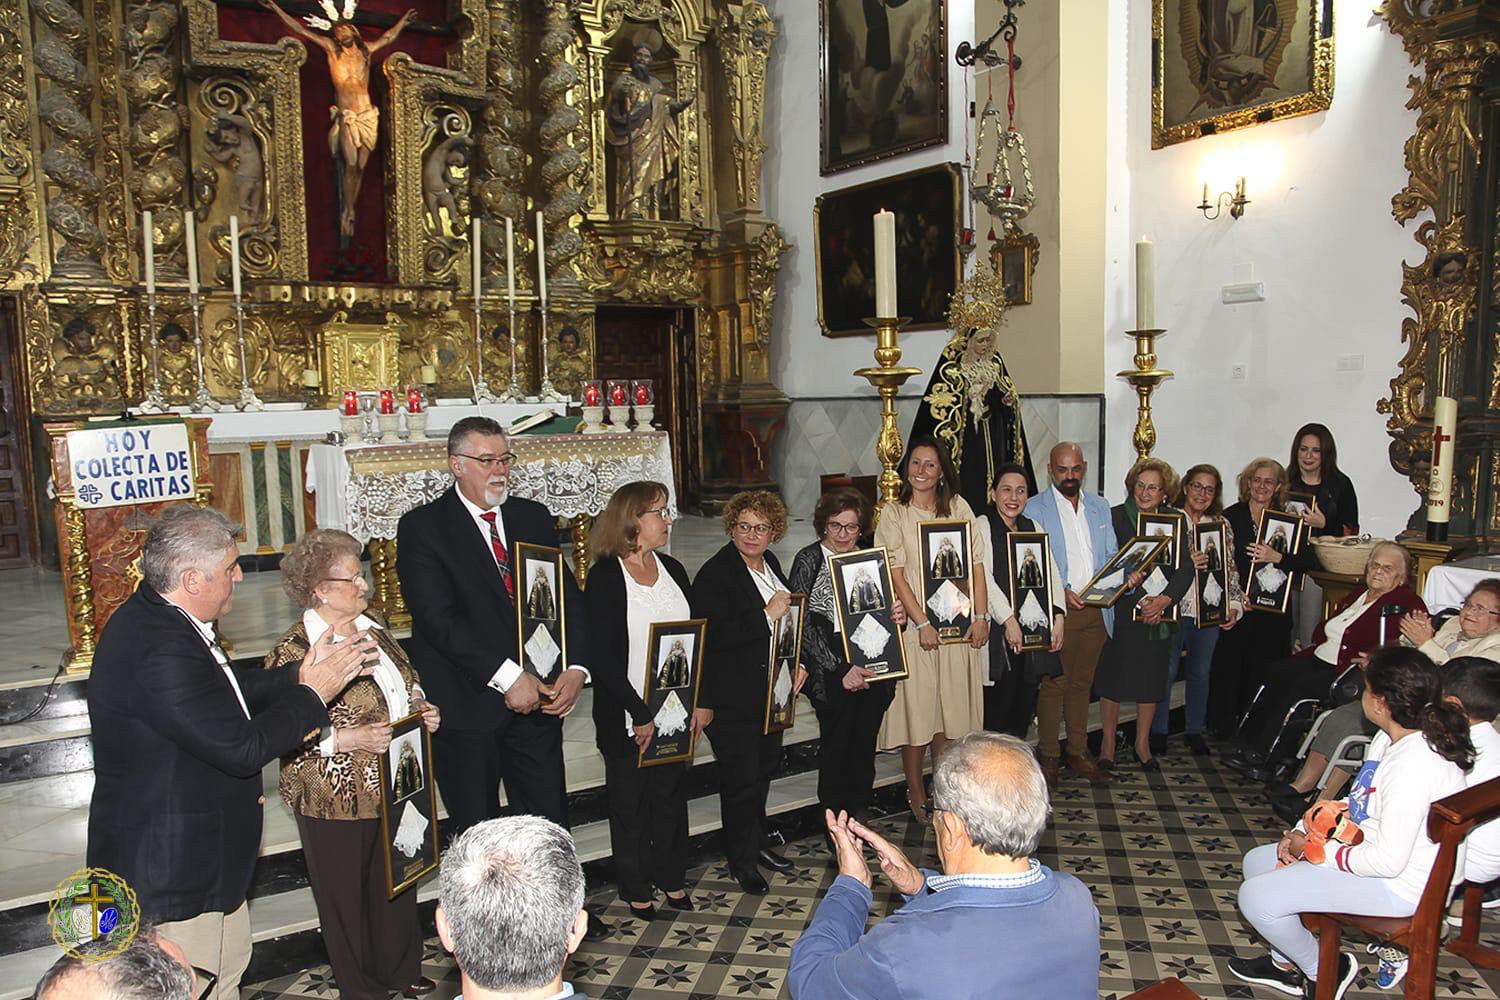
[204,113,266,225]
[606,39,692,220]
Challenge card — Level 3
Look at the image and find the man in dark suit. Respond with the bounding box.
[396,416,591,839]
[87,506,372,999]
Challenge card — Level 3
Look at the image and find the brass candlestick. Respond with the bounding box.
[1117,328,1171,460]
[855,316,922,519]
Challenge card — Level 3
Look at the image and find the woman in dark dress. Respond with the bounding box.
[692,491,803,896]
[1287,422,1360,647]
[788,488,907,829]
[1206,457,1321,737]
[1095,458,1195,770]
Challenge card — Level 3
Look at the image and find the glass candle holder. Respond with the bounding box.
[631,379,654,406]
[606,379,629,408]
[342,389,359,416]
[582,380,603,407]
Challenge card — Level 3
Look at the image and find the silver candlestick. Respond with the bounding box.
[233,295,263,411]
[498,301,521,403]
[471,294,497,404]
[188,290,219,413]
[536,302,566,403]
[137,290,167,413]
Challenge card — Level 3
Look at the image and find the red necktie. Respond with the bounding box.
[480,511,515,604]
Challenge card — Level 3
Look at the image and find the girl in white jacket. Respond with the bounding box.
[1229,646,1475,999]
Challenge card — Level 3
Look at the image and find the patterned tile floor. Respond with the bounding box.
[244,743,1500,999]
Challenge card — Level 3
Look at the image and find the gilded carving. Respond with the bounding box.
[714,1,774,211]
[0,3,36,286]
[62,501,97,668]
[124,2,189,286]
[92,0,132,282]
[24,289,128,414]
[208,313,273,396]
[538,0,587,297]
[582,234,699,301]
[33,0,105,279]
[474,0,528,291]
[747,222,788,352]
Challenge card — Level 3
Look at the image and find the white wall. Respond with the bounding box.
[761,0,976,397]
[1104,0,1422,536]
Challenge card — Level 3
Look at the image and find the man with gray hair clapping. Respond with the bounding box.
[436,816,589,1000]
[788,732,1100,999]
[87,506,374,998]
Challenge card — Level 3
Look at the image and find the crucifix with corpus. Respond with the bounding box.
[258,0,416,240]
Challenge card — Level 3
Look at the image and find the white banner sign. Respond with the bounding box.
[67,423,194,510]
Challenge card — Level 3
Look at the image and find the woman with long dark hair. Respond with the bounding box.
[1229,646,1473,998]
[1288,422,1360,646]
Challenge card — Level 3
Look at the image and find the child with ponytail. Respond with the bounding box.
[1229,646,1474,1000]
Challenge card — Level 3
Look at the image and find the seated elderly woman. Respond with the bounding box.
[269,529,440,1000]
[1266,577,1500,822]
[1223,541,1426,783]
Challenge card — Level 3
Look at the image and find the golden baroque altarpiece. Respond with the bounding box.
[1378,0,1500,549]
[2,0,789,507]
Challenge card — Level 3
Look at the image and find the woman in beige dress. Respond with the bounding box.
[877,435,996,822]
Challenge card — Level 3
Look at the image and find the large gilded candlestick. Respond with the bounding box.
[1116,328,1171,460]
[856,317,921,518]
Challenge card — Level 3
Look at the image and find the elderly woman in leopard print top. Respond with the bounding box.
[265,529,439,1000]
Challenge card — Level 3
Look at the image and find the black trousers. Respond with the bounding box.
[433,712,567,839]
[1238,655,1338,756]
[706,720,783,875]
[985,656,1041,738]
[296,814,422,1000]
[1207,610,1293,737]
[811,678,895,816]
[603,753,688,902]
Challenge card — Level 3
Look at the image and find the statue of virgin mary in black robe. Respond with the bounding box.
[907,327,1036,515]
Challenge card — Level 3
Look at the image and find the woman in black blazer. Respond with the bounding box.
[691,490,802,896]
[586,481,696,919]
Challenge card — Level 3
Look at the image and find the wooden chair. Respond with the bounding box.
[1121,978,1202,999]
[1299,775,1500,999]
[1444,877,1500,971]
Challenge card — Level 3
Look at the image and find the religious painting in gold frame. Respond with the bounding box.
[814,163,962,337]
[989,229,1038,307]
[819,0,947,174]
[1152,0,1334,148]
[317,311,403,392]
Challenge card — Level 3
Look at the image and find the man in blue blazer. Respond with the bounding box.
[1023,442,1118,787]
[788,733,1099,999]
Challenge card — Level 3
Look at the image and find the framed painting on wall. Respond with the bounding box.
[1152,0,1334,148]
[819,0,947,174]
[814,162,962,337]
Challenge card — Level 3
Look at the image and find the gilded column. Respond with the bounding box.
[537,0,586,299]
[0,2,37,284]
[475,0,528,292]
[123,2,189,286]
[714,1,775,218]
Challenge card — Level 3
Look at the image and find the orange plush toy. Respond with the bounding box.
[1300,800,1364,864]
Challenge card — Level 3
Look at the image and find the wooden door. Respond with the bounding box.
[0,297,35,567]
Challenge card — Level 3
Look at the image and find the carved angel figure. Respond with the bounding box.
[205,113,266,225]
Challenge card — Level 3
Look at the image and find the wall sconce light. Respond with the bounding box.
[1199,177,1249,220]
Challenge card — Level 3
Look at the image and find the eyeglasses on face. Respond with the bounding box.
[825,521,861,535]
[642,506,673,521]
[1135,482,1164,494]
[1462,601,1500,617]
[734,521,772,537]
[1186,481,1216,494]
[321,574,369,586]
[455,452,516,469]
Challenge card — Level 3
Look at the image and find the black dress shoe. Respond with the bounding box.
[1267,781,1303,801]
[402,978,437,998]
[583,911,611,942]
[1149,733,1169,755]
[734,869,769,895]
[1239,763,1276,783]
[627,903,656,921]
[758,848,794,874]
[1139,756,1162,773]
[1186,734,1211,755]
[664,893,694,912]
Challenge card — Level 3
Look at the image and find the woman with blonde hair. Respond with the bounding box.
[691,490,803,895]
[584,480,696,919]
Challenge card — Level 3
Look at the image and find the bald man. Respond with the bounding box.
[1022,443,1118,788]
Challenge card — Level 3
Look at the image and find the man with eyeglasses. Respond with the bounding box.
[396,418,596,881]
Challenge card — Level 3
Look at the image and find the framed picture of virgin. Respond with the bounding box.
[1285,490,1316,520]
[765,594,806,735]
[814,163,962,337]
[1134,511,1184,624]
[1194,522,1231,626]
[819,0,947,174]
[828,547,909,682]
[1080,536,1171,609]
[1152,0,1334,149]
[1007,532,1053,652]
[638,620,706,768]
[918,519,973,643]
[515,542,566,687]
[378,711,438,898]
[1246,510,1305,614]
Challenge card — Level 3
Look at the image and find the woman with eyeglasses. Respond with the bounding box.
[877,436,995,824]
[584,481,696,920]
[1150,464,1245,756]
[788,488,908,832]
[1206,457,1321,737]
[691,490,804,896]
[266,529,439,1000]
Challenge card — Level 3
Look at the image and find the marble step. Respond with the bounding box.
[0,752,902,1000]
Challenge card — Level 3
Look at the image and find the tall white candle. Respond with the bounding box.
[184,209,199,294]
[873,209,896,319]
[505,216,516,305]
[1427,395,1459,527]
[229,215,242,299]
[142,210,155,295]
[535,210,548,307]
[471,216,482,296]
[1134,236,1155,329]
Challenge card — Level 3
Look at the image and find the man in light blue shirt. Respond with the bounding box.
[437,817,589,1000]
[788,733,1099,999]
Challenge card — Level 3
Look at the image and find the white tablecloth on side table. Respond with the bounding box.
[1423,557,1500,612]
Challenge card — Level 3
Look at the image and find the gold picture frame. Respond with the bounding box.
[316,310,404,392]
[765,594,805,735]
[1151,0,1334,149]
[639,620,707,768]
[1079,536,1171,609]
[990,229,1039,307]
[377,711,439,898]
[515,542,567,687]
